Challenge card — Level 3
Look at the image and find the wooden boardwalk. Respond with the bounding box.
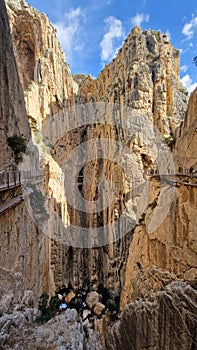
[0,170,43,214]
[150,174,197,187]
[0,170,43,191]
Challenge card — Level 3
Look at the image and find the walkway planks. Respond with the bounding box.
[0,194,24,214]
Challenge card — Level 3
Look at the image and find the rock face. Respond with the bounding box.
[0,1,197,349]
[0,0,59,311]
[0,308,103,349]
[6,0,77,127]
[4,0,192,303]
[121,88,197,309]
[106,281,197,350]
[0,0,196,348]
[0,0,39,308]
[75,26,188,135]
[0,0,30,170]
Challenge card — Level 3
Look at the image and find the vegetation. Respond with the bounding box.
[179,87,188,95]
[28,184,49,222]
[152,30,160,42]
[36,293,60,324]
[148,198,158,210]
[106,298,119,312]
[163,132,175,147]
[138,212,146,225]
[7,134,27,163]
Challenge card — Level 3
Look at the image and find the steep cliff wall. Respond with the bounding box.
[6,0,77,130]
[4,0,192,307]
[4,1,190,300]
[0,0,30,170]
[101,88,197,350]
[121,88,197,309]
[0,0,52,312]
[1,0,196,347]
[5,0,78,296]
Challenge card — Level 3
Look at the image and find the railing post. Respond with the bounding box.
[14,171,16,186]
[7,172,9,188]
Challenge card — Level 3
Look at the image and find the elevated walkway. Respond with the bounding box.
[150,174,197,187]
[0,170,43,215]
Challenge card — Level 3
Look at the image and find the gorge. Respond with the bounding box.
[0,0,196,349]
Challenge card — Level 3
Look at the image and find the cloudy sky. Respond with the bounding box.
[27,0,197,93]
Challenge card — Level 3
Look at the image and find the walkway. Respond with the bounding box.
[0,170,43,191]
[0,170,43,214]
[150,174,197,187]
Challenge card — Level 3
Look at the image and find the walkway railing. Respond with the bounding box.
[0,170,43,191]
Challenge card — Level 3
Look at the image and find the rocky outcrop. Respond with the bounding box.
[106,281,197,350]
[75,26,188,136]
[0,308,103,349]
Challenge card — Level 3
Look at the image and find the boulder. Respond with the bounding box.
[65,291,76,303]
[82,309,92,321]
[93,302,105,316]
[86,292,100,309]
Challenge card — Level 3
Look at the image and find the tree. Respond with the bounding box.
[7,134,27,163]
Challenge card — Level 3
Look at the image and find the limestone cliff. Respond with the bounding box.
[6,0,77,130]
[120,88,197,309]
[0,0,52,312]
[5,0,78,297]
[0,0,30,170]
[5,0,191,302]
[75,26,188,136]
[1,0,196,348]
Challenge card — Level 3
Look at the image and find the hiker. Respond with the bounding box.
[59,302,68,311]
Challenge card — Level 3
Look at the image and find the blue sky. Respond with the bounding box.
[27,0,197,92]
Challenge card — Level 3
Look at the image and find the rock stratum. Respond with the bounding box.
[0,0,196,348]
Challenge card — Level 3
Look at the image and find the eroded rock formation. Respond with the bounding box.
[106,281,197,350]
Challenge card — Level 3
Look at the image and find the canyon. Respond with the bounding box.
[0,0,196,349]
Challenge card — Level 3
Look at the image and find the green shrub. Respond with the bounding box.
[28,184,49,222]
[7,134,27,163]
[106,299,119,312]
[36,293,60,324]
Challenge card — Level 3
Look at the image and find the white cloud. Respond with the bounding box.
[180,65,188,73]
[131,13,150,27]
[165,29,171,41]
[181,74,197,94]
[182,16,197,39]
[100,16,124,62]
[53,7,86,63]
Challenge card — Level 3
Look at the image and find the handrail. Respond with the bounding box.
[0,170,43,191]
